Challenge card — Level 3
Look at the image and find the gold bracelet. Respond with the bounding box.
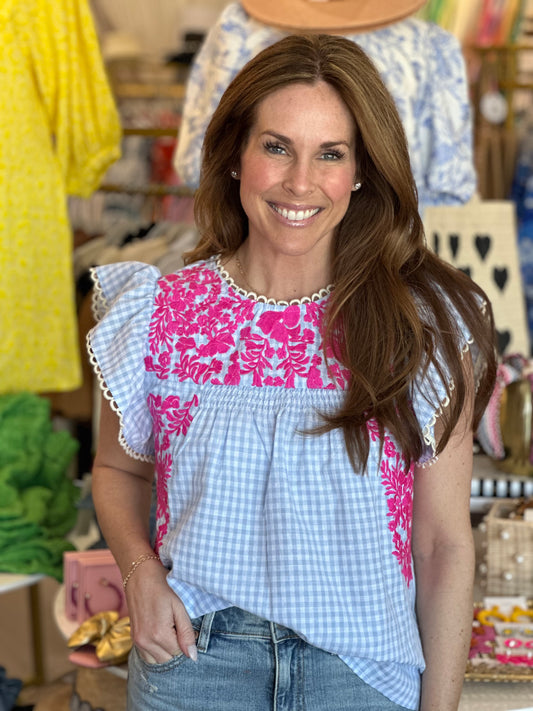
[122,553,160,590]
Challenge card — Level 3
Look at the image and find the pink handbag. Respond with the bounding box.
[64,549,128,623]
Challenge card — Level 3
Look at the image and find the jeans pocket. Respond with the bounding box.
[132,645,188,673]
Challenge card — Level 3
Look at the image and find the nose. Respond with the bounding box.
[282,159,314,196]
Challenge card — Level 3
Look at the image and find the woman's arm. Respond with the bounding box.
[92,395,197,662]
[412,406,475,710]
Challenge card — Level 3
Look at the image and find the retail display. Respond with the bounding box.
[423,201,529,357]
[0,393,78,580]
[467,596,533,681]
[64,550,128,624]
[478,499,533,596]
[476,354,533,475]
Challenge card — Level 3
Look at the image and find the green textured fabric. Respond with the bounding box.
[0,392,79,580]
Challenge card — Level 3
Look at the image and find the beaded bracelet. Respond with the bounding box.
[122,553,160,590]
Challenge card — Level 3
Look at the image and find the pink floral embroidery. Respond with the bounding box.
[147,393,200,550]
[145,351,171,380]
[154,451,172,552]
[165,394,199,435]
[145,265,343,390]
[172,352,223,384]
[304,300,327,329]
[224,352,241,386]
[381,446,414,585]
[239,327,277,387]
[307,355,324,389]
[257,306,301,343]
[368,420,414,586]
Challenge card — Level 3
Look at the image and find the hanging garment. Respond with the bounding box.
[0,0,121,393]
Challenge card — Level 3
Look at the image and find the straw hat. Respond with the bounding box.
[241,0,427,32]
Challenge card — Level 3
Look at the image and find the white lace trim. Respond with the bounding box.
[215,255,333,306]
[418,334,476,469]
[90,266,109,322]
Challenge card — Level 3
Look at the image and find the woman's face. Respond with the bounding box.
[238,80,357,263]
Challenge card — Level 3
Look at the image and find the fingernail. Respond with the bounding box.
[187,644,198,662]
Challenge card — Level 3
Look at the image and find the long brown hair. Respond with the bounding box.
[187,33,497,469]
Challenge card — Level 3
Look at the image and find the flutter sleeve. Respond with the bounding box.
[411,295,487,467]
[87,262,161,461]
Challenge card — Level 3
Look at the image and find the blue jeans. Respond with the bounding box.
[127,607,413,710]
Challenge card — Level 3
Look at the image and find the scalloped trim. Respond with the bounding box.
[90,266,109,323]
[86,332,154,463]
[419,335,477,469]
[215,255,333,306]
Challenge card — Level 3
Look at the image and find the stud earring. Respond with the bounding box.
[231,170,239,179]
[352,182,362,192]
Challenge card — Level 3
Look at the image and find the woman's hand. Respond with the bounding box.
[125,557,197,663]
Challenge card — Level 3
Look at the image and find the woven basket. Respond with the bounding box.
[479,499,533,595]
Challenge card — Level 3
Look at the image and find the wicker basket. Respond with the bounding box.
[479,499,533,596]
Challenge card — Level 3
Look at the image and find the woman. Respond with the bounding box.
[88,34,496,710]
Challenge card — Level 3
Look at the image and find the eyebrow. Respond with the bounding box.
[262,130,352,149]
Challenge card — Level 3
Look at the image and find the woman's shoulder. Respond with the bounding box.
[91,259,214,321]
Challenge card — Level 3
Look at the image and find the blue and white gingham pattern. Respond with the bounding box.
[87,259,474,710]
[173,2,476,214]
[89,262,159,460]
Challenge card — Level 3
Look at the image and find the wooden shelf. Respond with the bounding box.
[113,82,185,100]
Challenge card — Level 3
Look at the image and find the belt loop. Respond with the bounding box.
[196,611,215,653]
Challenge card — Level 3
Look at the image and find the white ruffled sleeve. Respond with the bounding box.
[87,261,161,461]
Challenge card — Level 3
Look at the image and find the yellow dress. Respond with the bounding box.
[0,0,121,393]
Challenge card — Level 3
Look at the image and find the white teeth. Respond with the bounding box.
[273,205,320,220]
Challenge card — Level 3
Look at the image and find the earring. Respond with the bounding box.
[352,182,361,192]
[231,170,239,179]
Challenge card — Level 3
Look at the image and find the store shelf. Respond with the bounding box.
[471,455,533,514]
[0,574,45,685]
[0,573,44,594]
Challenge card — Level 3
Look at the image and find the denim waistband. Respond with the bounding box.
[193,607,301,650]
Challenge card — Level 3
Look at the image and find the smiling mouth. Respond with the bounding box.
[269,203,321,221]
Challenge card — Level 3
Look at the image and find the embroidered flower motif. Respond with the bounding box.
[379,435,414,586]
[146,266,343,391]
[154,451,172,551]
[164,394,199,435]
[257,305,301,343]
[145,351,171,380]
[239,327,276,387]
[307,354,324,389]
[147,393,200,550]
[224,351,241,386]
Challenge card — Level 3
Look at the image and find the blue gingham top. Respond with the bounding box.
[88,257,474,710]
[173,2,476,214]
